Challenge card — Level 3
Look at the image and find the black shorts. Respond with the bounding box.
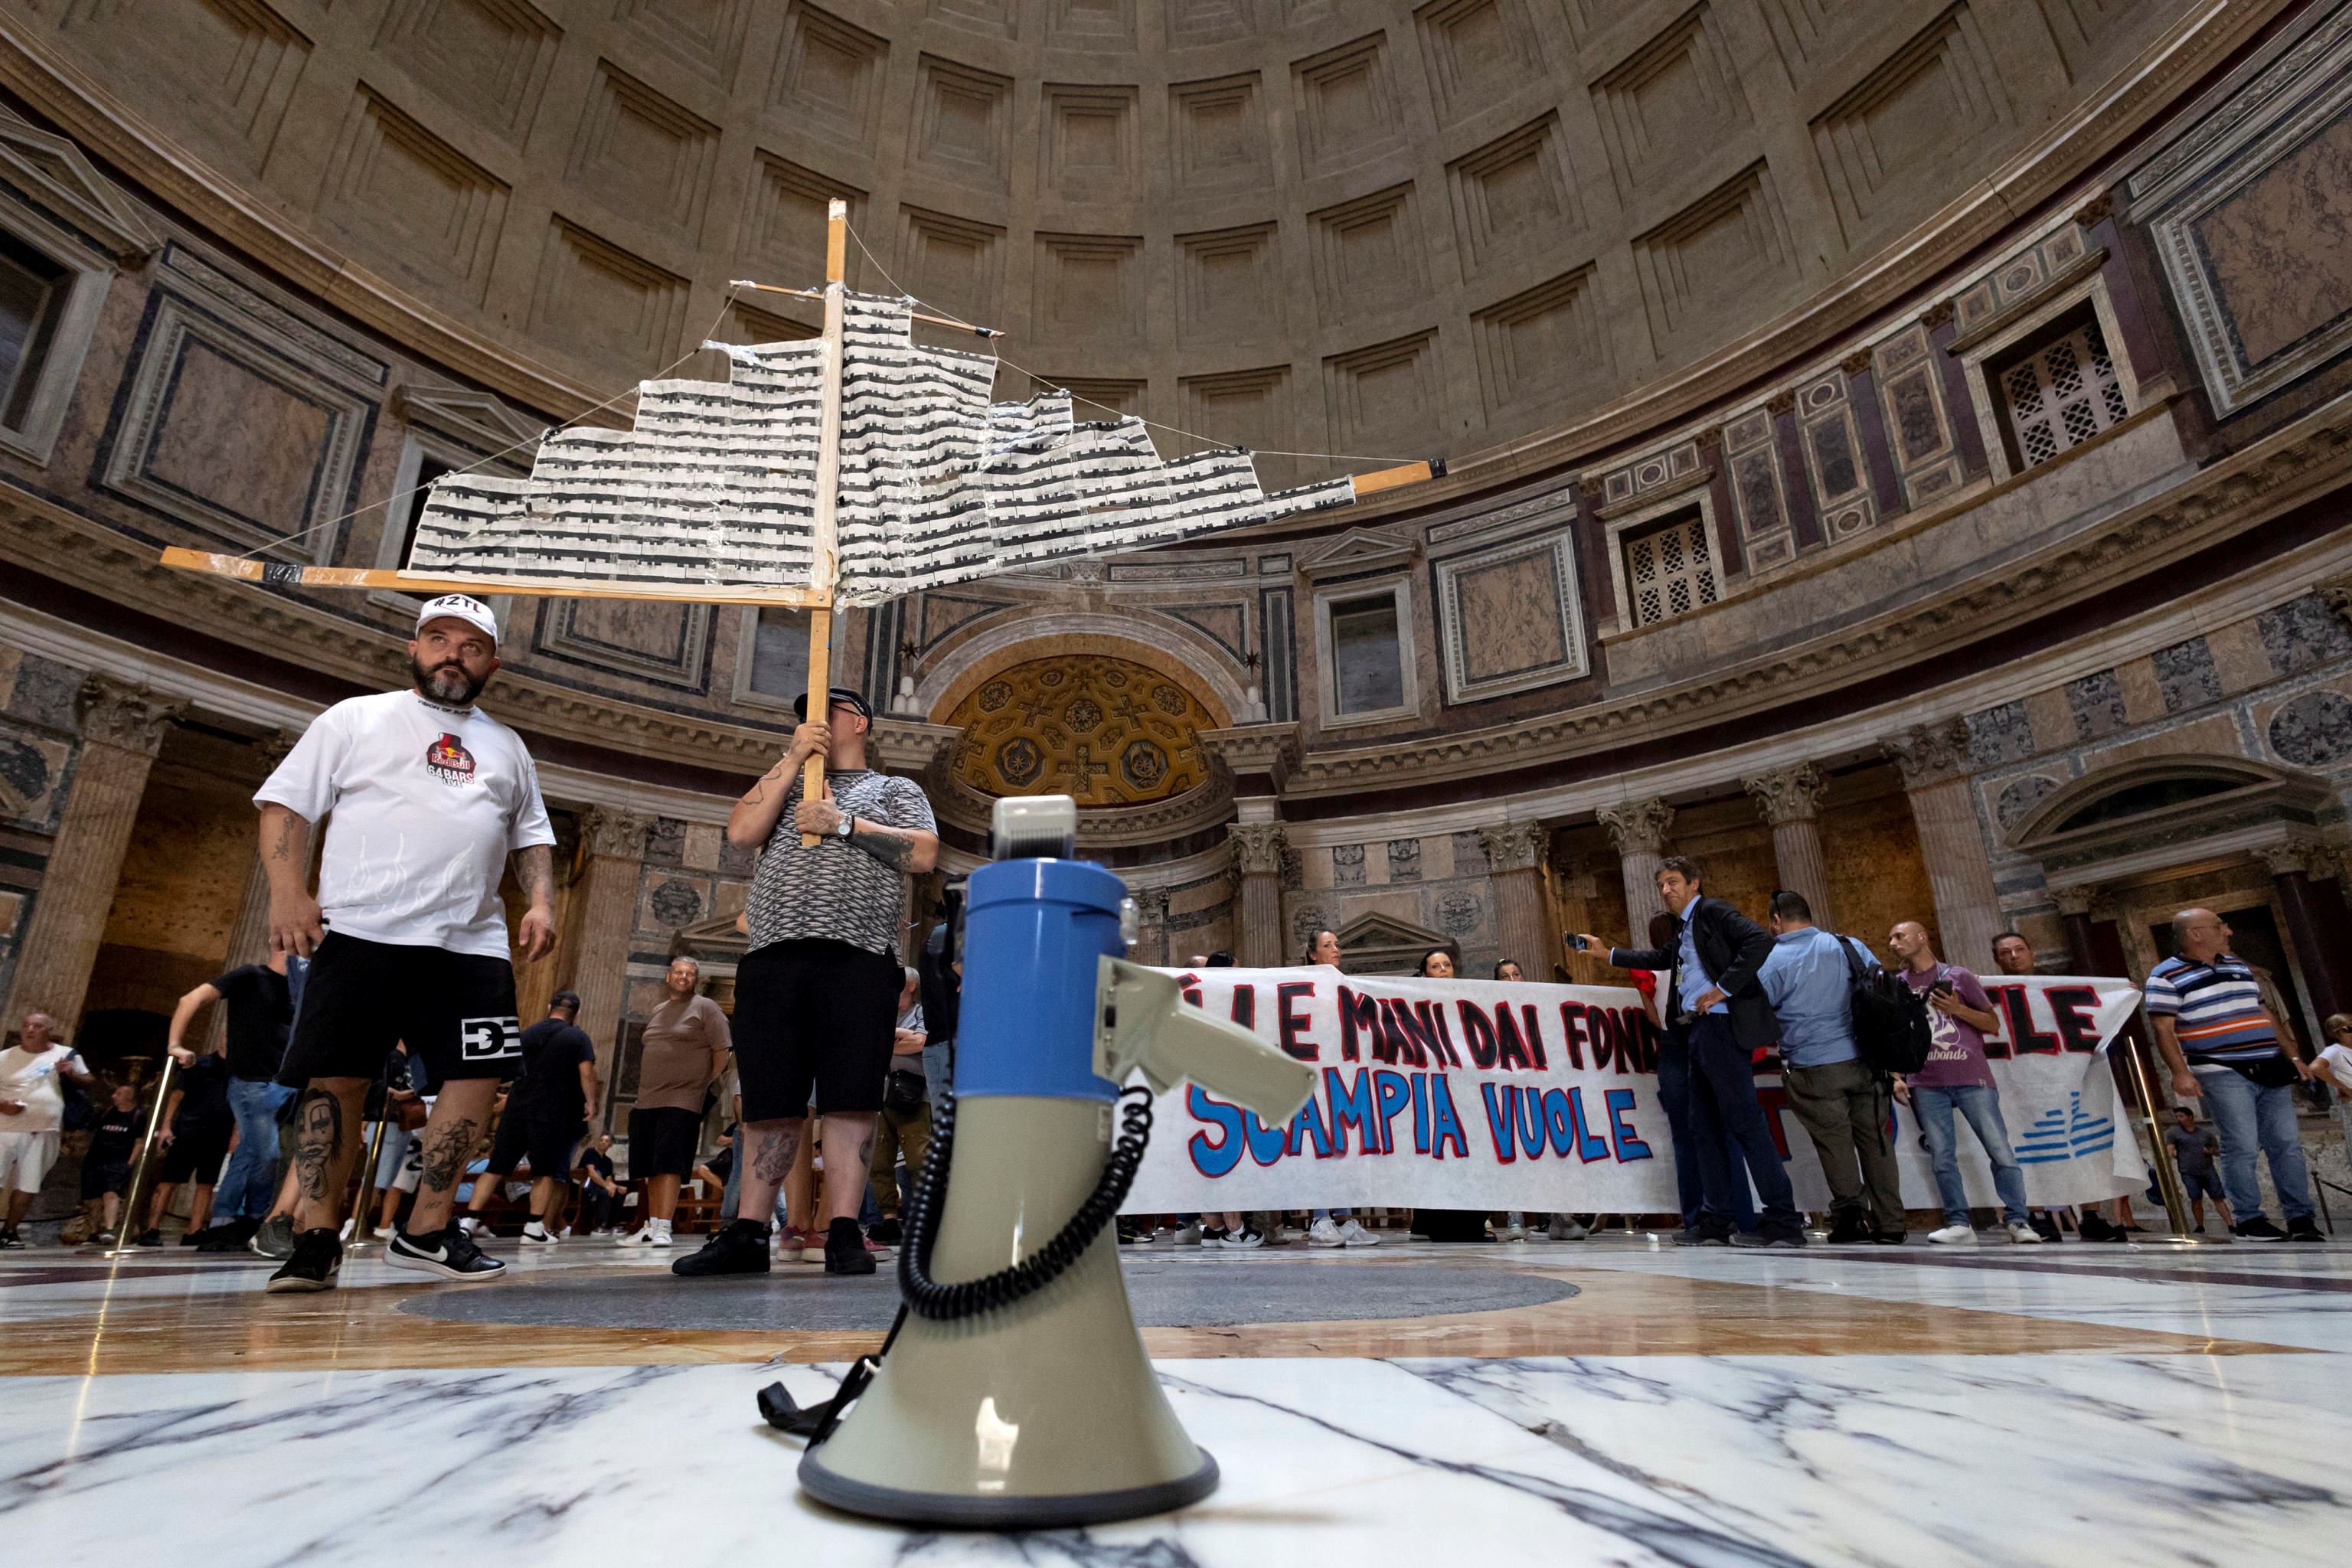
[158,1125,233,1184]
[80,1160,131,1199]
[488,1102,586,1180]
[733,938,901,1120]
[627,1106,702,1180]
[279,933,521,1093]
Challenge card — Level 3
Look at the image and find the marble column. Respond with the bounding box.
[1883,719,2004,973]
[1477,822,1553,972]
[2262,844,2349,1027]
[568,806,653,1096]
[1596,797,1674,937]
[204,729,296,1053]
[2053,886,2102,976]
[1229,823,1287,969]
[5,676,185,1035]
[1743,762,1836,929]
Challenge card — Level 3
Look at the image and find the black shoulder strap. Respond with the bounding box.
[1834,930,1865,987]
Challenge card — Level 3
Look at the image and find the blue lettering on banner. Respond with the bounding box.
[1327,1067,1380,1155]
[1514,1086,1547,1158]
[1566,1087,1612,1161]
[1479,1082,1517,1163]
[1374,1070,1411,1154]
[1409,1070,1430,1154]
[1429,1073,1468,1158]
[1541,1088,1576,1156]
[1288,1091,1334,1158]
[1243,1109,1288,1166]
[1605,1089,1652,1161]
[1186,1086,1243,1178]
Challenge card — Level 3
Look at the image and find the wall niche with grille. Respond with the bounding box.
[1619,508,1720,628]
[1991,311,2130,474]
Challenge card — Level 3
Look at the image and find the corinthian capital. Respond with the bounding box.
[1743,762,1831,826]
[1228,822,1288,876]
[580,805,656,861]
[1596,797,1674,857]
[2319,575,2352,634]
[1882,717,1973,786]
[1476,822,1549,874]
[77,675,185,756]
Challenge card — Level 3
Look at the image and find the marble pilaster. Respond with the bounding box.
[568,806,654,1097]
[1883,720,2002,974]
[1476,822,1553,974]
[1743,763,1836,930]
[1229,823,1287,969]
[1596,798,1675,936]
[5,676,184,1034]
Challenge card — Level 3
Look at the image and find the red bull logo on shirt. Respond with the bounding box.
[424,733,477,786]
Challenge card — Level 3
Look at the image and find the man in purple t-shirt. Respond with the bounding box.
[1888,920,2039,1245]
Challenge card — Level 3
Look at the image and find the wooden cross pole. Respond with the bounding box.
[799,198,848,847]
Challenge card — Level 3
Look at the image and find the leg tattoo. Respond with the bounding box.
[418,1118,482,1194]
[751,1126,801,1184]
[292,1089,342,1202]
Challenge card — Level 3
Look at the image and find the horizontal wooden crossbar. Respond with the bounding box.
[156,548,835,608]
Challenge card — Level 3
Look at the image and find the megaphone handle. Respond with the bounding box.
[757,1304,909,1444]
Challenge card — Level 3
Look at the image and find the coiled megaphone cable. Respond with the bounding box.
[758,1082,1156,1442]
[898,1083,1155,1320]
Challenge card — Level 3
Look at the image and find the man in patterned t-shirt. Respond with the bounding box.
[674,685,938,1279]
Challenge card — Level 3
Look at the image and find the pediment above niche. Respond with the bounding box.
[393,383,550,465]
[1295,526,1418,581]
[1334,910,1454,975]
[0,105,159,263]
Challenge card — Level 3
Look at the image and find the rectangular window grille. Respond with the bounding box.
[1621,511,1718,628]
[0,230,67,431]
[1329,593,1404,715]
[749,606,814,699]
[1999,317,2129,471]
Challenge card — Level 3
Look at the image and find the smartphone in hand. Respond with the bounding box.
[1569,935,1589,951]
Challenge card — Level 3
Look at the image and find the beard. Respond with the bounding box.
[411,654,488,707]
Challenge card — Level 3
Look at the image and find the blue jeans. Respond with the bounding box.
[1912,1083,2030,1226]
[1681,1016,1798,1234]
[2195,1067,2313,1222]
[211,1076,294,1221]
[1656,1037,1757,1233]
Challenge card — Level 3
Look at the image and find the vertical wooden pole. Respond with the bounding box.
[800,198,848,846]
[104,1057,175,1256]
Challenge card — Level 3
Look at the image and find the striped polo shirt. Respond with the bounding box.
[2143,952,2281,1067]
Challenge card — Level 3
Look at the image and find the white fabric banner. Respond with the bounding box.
[1121,969,2149,1216]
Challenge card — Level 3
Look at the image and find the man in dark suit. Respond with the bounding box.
[1576,856,1805,1246]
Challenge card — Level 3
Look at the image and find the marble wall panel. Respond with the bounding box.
[2153,636,2223,713]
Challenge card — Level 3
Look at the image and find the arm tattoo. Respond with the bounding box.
[267,812,299,863]
[750,1126,800,1184]
[418,1116,482,1194]
[292,1089,342,1200]
[848,824,917,872]
[516,844,555,906]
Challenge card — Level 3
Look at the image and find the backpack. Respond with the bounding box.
[1837,936,1932,1075]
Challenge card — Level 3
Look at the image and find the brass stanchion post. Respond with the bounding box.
[2121,1037,2218,1244]
[347,1113,390,1250]
[105,1057,175,1259]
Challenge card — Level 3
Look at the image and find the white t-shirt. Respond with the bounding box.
[0,1045,85,1132]
[256,690,555,958]
[2317,1043,2352,1097]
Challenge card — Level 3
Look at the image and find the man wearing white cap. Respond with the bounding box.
[251,593,557,1292]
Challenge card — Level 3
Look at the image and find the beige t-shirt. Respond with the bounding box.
[635,995,730,1112]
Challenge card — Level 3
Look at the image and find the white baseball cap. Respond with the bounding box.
[415,593,498,645]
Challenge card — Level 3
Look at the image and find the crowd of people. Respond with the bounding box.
[1,593,2346,1266]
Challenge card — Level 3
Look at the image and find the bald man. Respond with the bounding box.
[2145,909,2318,1243]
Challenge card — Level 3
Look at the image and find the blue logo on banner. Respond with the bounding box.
[2014,1090,2113,1164]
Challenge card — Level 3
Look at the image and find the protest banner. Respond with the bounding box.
[1120,968,2148,1217]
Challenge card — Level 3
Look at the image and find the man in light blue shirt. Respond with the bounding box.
[1756,890,1904,1244]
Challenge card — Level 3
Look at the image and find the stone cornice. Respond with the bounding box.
[0,485,795,775]
[1285,390,2352,795]
[1199,723,1303,792]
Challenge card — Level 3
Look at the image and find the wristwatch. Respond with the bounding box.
[836,813,854,842]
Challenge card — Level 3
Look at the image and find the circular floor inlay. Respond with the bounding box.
[397,1257,1577,1332]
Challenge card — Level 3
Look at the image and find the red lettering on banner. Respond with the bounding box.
[1559,1002,1589,1069]
[1277,982,1321,1060]
[1338,985,1377,1062]
[1229,985,1256,1029]
[1458,1001,1500,1068]
[1519,1004,1550,1070]
[1994,985,2060,1055]
[1178,972,1203,1009]
[1419,1001,1462,1067]
[2048,986,2102,1052]
[1589,1007,1614,1071]
[1494,1004,1533,1071]
[1382,997,1433,1066]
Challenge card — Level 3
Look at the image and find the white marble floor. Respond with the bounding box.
[4,1238,2349,1566]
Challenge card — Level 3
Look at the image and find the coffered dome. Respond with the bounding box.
[20,0,2190,479]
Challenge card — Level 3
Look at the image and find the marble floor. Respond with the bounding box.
[3,1230,2347,1565]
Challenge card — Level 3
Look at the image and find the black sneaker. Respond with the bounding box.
[385,1223,508,1281]
[824,1217,876,1276]
[868,1217,903,1244]
[1825,1214,1873,1245]
[0,1230,23,1250]
[1872,1230,1907,1246]
[2029,1214,2063,1243]
[2078,1212,2125,1243]
[1760,1224,1809,1249]
[2232,1217,2288,1243]
[672,1220,773,1277]
[1729,1230,1766,1248]
[135,1228,162,1248]
[265,1228,343,1293]
[2286,1217,2325,1243]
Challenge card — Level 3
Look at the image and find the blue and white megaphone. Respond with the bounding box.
[766,795,1315,1528]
